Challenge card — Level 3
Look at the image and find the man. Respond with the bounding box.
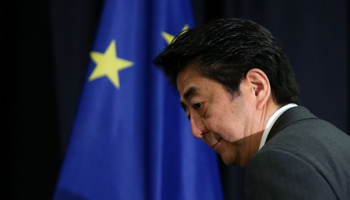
[153,18,350,199]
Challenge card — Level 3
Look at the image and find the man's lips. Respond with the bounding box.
[212,138,222,149]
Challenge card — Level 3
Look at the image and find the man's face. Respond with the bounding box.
[176,64,263,167]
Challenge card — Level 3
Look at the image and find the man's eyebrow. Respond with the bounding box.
[183,87,199,101]
[179,87,199,112]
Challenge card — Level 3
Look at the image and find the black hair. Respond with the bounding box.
[153,18,300,105]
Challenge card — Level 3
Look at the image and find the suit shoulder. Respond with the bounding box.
[246,149,338,199]
[264,118,350,154]
[250,118,350,199]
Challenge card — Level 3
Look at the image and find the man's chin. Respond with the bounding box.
[215,140,239,166]
[218,147,238,166]
[221,155,237,166]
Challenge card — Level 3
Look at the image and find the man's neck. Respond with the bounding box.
[258,103,298,150]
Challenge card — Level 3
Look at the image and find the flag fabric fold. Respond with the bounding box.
[54,0,223,199]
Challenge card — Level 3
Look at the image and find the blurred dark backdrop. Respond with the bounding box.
[2,0,348,199]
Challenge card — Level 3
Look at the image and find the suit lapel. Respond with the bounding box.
[266,106,317,143]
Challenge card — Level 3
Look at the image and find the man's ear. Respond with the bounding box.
[245,68,271,110]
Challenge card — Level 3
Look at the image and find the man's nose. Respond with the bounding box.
[190,113,208,138]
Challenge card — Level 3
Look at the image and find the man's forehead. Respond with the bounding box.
[176,65,201,90]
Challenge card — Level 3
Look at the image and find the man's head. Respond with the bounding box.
[153,18,300,167]
[154,18,300,105]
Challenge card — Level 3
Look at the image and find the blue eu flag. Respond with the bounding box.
[54,0,223,199]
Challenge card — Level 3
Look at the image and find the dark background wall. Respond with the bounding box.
[2,0,348,199]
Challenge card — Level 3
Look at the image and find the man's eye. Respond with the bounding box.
[192,102,203,110]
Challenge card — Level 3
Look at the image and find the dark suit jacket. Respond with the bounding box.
[245,106,350,200]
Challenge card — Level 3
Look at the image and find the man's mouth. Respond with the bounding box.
[212,138,222,149]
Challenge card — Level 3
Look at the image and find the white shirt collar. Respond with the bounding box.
[258,103,298,150]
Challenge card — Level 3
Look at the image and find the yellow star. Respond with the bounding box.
[161,24,189,44]
[89,40,133,89]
